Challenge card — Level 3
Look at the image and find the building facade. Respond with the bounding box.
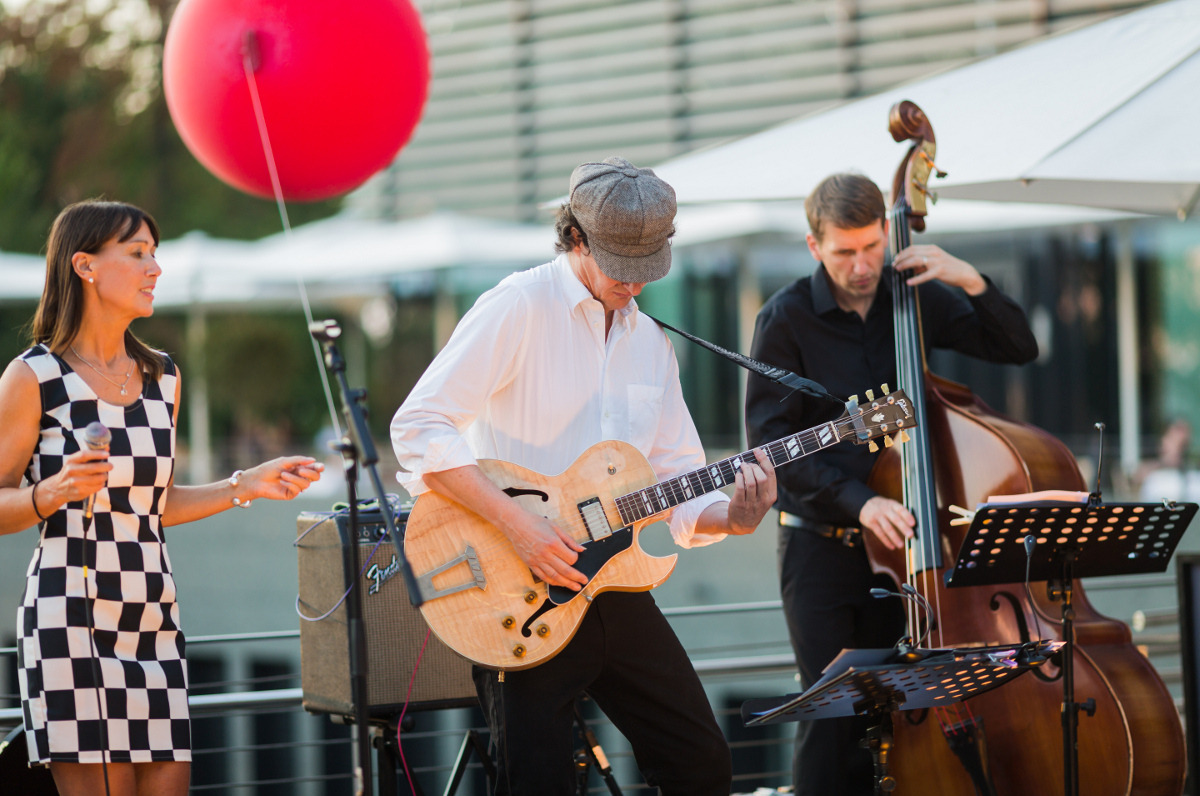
[349,0,1155,222]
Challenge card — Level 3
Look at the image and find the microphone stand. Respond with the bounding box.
[309,320,424,796]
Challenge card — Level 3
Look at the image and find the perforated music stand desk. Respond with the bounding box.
[742,642,1061,795]
[944,498,1197,588]
[943,497,1197,796]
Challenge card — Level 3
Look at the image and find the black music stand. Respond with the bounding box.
[944,496,1197,796]
[742,641,1061,795]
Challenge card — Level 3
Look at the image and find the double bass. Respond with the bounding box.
[866,101,1184,795]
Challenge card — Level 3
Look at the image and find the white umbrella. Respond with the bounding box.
[152,211,555,309]
[655,0,1200,476]
[655,0,1200,220]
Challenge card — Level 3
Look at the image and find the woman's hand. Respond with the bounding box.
[38,448,113,512]
[234,457,325,502]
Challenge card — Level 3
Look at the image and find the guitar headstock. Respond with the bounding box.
[840,385,915,452]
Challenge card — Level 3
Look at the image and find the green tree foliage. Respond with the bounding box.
[0,0,340,255]
[0,0,349,469]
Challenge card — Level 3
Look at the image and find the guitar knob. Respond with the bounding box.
[502,616,516,629]
[512,644,526,658]
[536,624,550,637]
[524,590,538,604]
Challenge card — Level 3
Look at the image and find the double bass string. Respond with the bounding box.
[888,204,946,649]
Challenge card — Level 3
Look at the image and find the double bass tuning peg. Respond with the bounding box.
[919,150,947,179]
[911,178,940,204]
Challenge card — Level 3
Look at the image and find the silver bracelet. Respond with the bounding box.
[228,470,252,508]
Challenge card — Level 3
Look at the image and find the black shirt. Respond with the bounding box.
[745,263,1038,526]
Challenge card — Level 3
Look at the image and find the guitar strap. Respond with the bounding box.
[644,313,841,405]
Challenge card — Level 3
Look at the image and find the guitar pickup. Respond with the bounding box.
[578,496,613,540]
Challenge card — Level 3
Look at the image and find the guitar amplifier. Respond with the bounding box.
[295,500,478,718]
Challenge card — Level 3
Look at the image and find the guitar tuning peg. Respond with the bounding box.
[883,436,894,448]
[881,383,890,395]
[848,394,858,405]
[899,430,911,443]
[865,389,875,401]
[868,440,879,453]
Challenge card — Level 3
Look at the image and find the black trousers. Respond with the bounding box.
[473,591,731,796]
[778,523,906,796]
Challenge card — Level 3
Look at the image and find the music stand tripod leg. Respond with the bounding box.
[574,702,623,796]
[443,729,495,796]
[376,719,424,796]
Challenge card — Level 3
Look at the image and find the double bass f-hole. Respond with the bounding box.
[988,590,1062,683]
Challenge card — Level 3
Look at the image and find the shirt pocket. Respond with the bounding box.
[627,385,664,452]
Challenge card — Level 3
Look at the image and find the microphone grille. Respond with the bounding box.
[83,421,112,449]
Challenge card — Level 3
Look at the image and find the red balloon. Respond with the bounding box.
[163,0,430,201]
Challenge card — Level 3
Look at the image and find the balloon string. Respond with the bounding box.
[242,46,342,441]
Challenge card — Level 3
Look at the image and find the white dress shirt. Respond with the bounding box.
[390,254,728,548]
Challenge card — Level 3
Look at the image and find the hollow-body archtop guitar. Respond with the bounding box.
[404,387,914,670]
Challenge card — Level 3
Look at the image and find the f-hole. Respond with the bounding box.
[504,487,549,502]
[521,599,556,637]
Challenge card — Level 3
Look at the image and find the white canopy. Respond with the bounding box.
[152,211,556,308]
[655,0,1200,219]
[0,211,558,308]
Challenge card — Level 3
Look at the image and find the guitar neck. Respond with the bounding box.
[614,422,844,525]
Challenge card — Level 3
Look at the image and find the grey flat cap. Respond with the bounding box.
[568,157,676,283]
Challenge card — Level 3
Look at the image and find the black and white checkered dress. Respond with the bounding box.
[15,344,190,765]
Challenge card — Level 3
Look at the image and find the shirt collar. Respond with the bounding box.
[556,253,593,310]
[811,264,839,315]
[811,263,894,317]
[555,253,641,329]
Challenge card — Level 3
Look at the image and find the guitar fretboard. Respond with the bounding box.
[613,420,846,524]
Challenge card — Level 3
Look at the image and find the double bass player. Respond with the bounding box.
[744,172,1039,795]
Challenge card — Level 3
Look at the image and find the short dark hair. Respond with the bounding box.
[553,203,588,254]
[30,200,165,381]
[804,173,887,242]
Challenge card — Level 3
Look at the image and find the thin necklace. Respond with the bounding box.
[70,345,135,396]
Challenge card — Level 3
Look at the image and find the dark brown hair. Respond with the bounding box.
[553,203,589,254]
[30,200,165,381]
[804,173,887,242]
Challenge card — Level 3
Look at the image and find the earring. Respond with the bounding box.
[88,277,94,283]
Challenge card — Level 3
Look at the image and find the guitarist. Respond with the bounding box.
[744,173,1039,796]
[391,157,778,796]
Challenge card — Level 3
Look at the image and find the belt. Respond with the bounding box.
[779,511,862,547]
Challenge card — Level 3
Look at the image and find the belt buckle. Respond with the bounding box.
[837,527,861,548]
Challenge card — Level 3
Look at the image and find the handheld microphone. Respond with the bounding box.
[83,421,111,519]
